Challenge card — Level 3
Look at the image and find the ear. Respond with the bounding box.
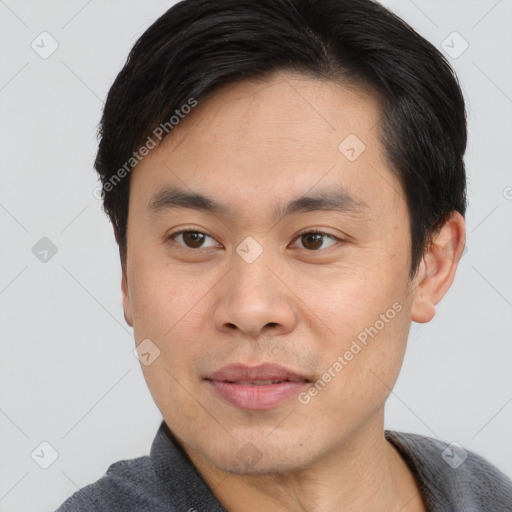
[121,267,134,327]
[410,211,466,323]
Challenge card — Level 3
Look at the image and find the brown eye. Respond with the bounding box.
[301,232,324,250]
[293,231,338,251]
[182,231,205,248]
[170,230,219,249]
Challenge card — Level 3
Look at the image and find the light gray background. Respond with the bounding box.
[1,1,511,511]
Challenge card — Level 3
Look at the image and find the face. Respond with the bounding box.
[122,72,418,474]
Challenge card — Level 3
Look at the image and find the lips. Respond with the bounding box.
[205,363,311,410]
[206,363,311,384]
[229,380,299,386]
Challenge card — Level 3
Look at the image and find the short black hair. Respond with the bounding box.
[95,0,467,277]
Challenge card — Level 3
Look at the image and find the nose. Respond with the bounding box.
[212,250,299,339]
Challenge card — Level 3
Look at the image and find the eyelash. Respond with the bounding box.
[167,228,341,252]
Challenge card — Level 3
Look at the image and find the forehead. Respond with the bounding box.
[162,72,383,156]
[130,72,403,221]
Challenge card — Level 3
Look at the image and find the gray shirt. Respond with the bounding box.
[56,421,512,511]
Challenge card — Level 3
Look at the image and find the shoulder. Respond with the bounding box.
[386,430,512,511]
[55,421,225,512]
[55,455,170,512]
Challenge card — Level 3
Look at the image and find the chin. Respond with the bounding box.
[191,427,322,476]
[209,449,310,476]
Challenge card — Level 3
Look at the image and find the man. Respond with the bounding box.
[56,0,512,510]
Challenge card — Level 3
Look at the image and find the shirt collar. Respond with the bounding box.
[150,420,226,511]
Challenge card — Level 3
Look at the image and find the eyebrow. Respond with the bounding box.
[148,185,368,222]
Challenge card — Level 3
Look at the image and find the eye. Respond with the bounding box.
[168,230,221,249]
[291,230,339,251]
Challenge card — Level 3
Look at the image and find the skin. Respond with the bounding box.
[121,71,466,512]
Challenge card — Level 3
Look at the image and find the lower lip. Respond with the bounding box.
[207,380,309,410]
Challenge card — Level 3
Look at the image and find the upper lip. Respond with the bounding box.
[206,363,311,383]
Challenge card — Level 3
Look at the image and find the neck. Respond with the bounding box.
[183,410,426,512]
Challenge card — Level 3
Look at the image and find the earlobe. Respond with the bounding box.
[410,256,437,323]
[410,211,466,324]
[121,269,134,327]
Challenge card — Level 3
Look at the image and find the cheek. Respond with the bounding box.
[128,255,210,338]
[304,266,411,399]
[132,265,209,413]
[307,309,410,436]
[299,261,407,337]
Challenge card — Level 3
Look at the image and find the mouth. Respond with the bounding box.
[217,379,308,385]
[206,362,311,383]
[205,363,311,410]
